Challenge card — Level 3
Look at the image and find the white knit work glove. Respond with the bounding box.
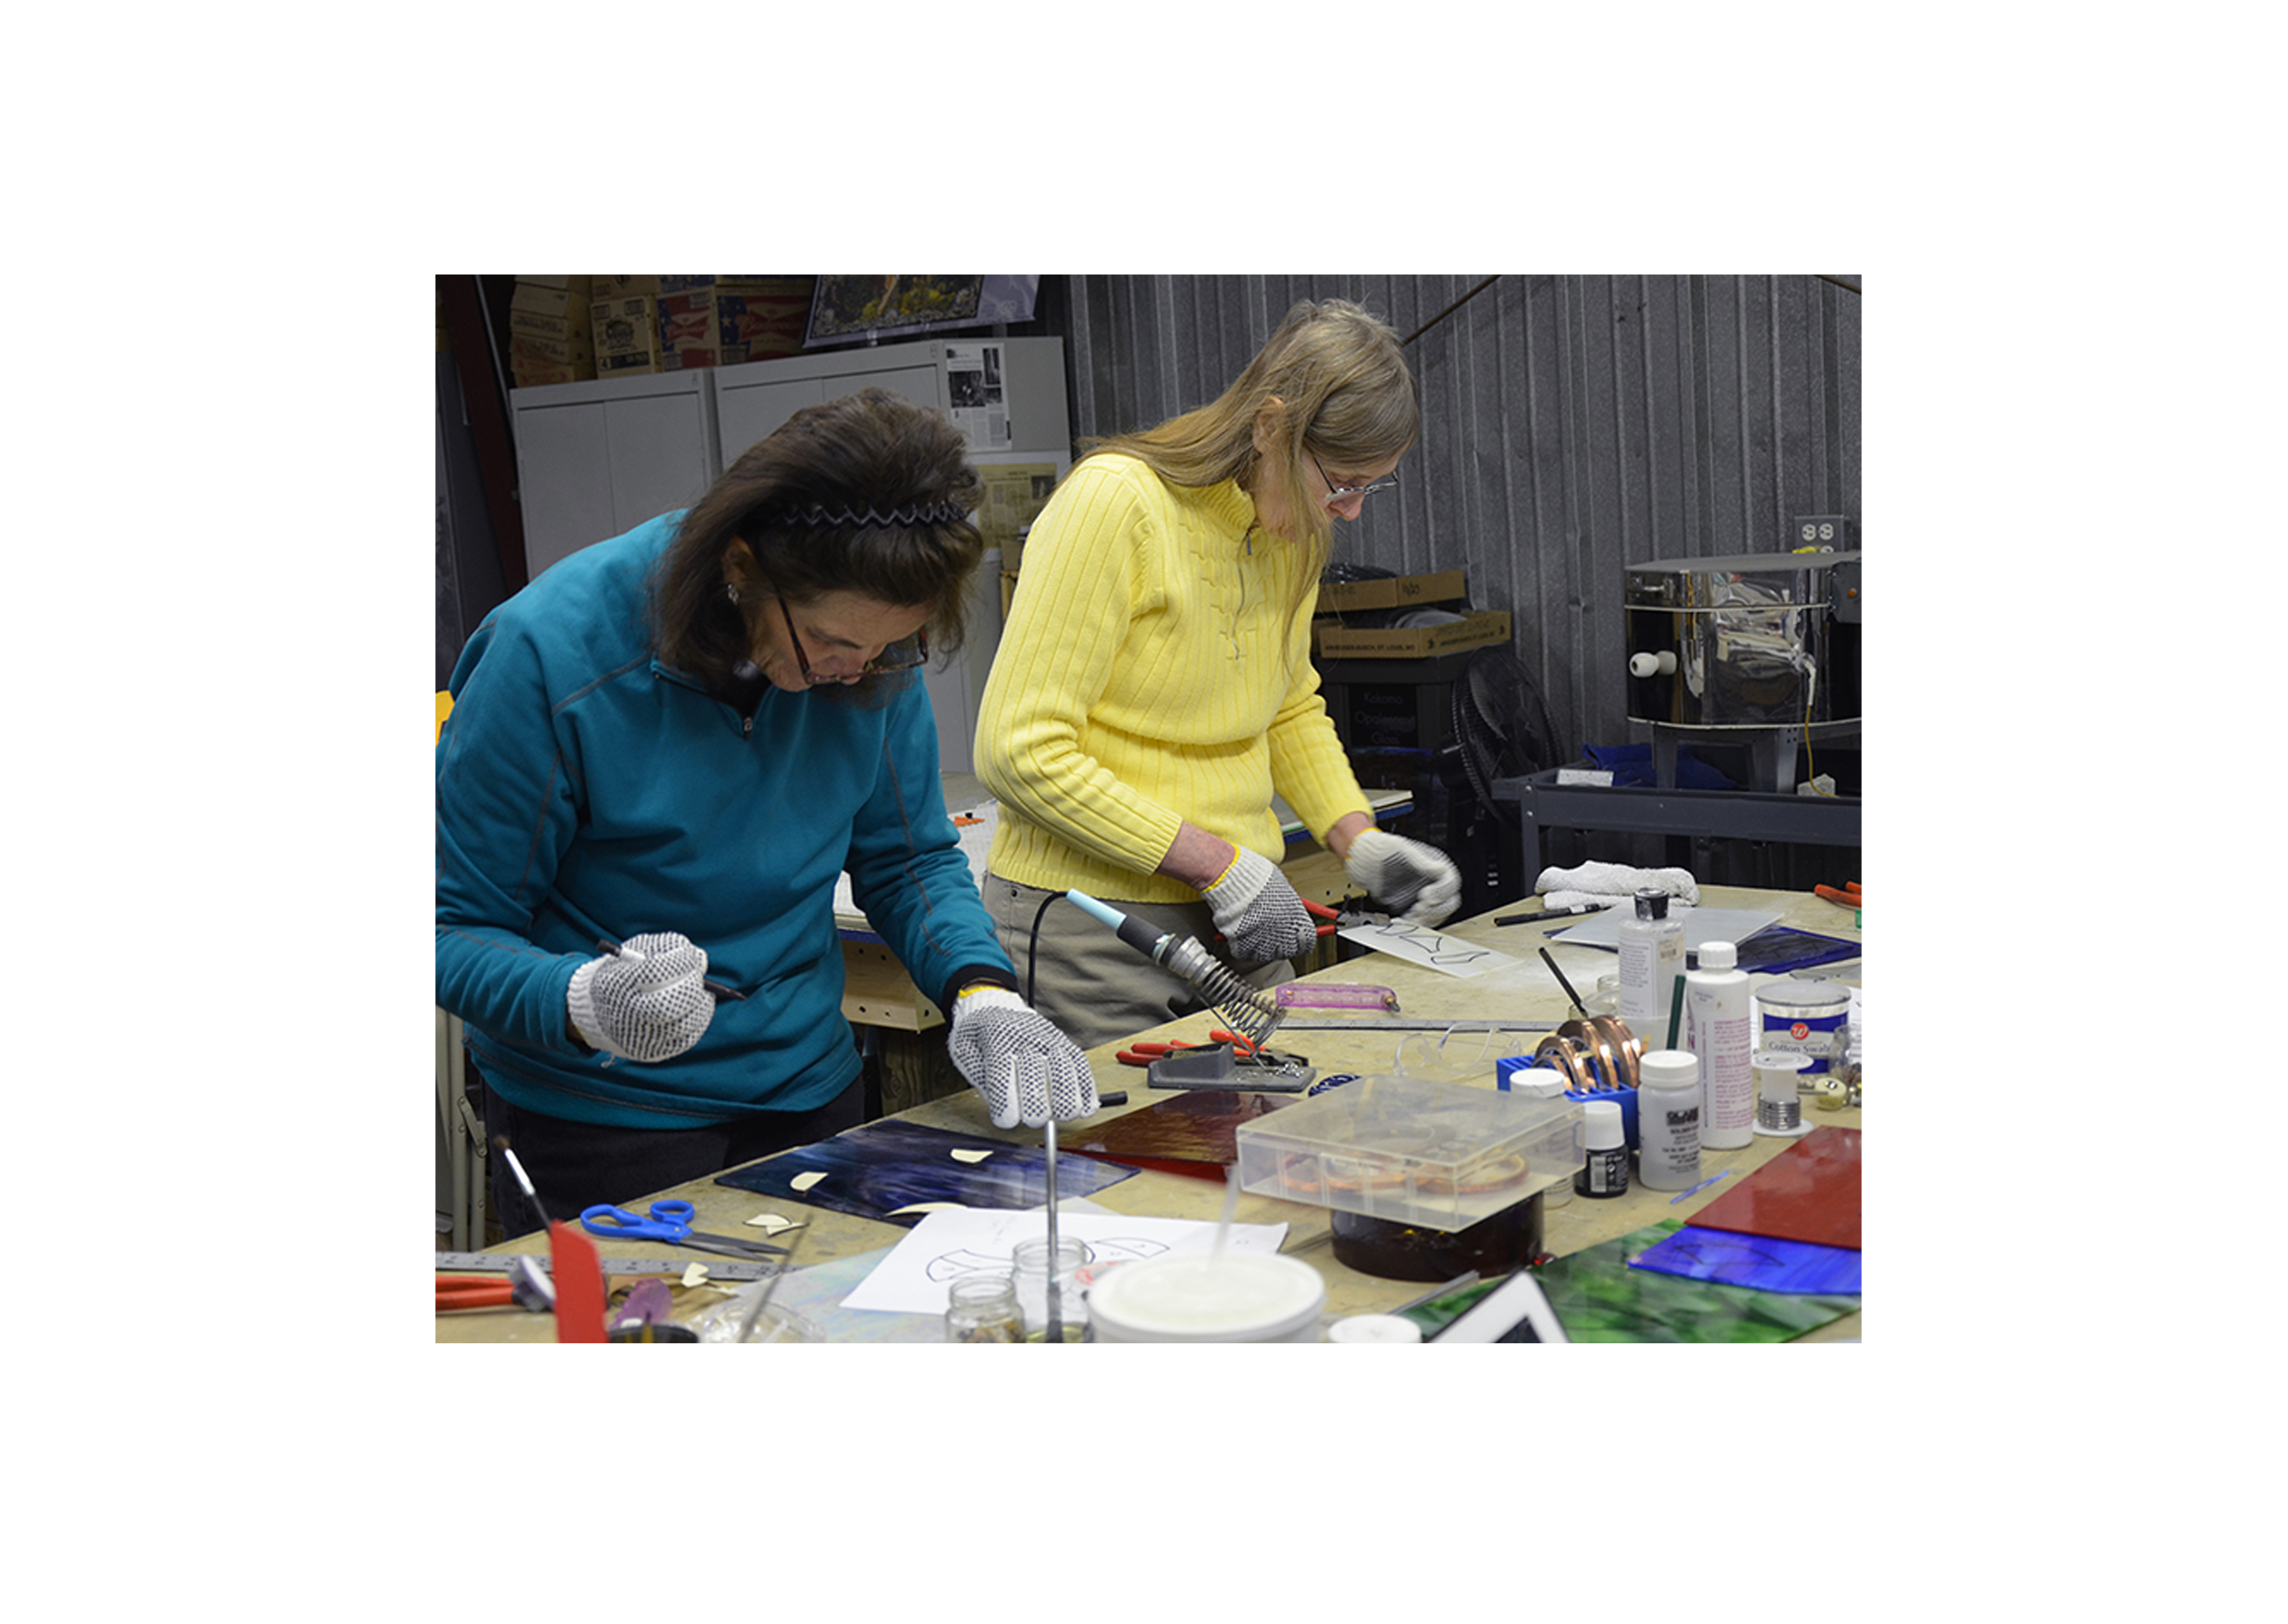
[946,988,1098,1129]
[1344,829,1462,927]
[566,932,716,1062]
[1201,846,1319,966]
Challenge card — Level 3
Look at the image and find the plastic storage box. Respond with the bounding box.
[1234,1075,1585,1232]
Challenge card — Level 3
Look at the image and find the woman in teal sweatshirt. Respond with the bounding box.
[437,390,1092,1233]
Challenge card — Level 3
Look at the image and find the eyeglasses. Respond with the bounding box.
[777,596,928,685]
[1310,452,1399,508]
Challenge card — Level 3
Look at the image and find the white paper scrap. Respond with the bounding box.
[949,1149,995,1164]
[838,1207,1289,1316]
[790,1171,828,1192]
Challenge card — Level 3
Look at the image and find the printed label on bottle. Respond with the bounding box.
[1643,1103,1701,1181]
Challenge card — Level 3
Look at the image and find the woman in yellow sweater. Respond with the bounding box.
[973,299,1462,1049]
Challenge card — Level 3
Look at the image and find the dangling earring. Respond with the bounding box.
[726,584,741,604]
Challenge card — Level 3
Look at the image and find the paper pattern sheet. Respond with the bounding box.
[838,1207,1288,1316]
[1337,922,1518,979]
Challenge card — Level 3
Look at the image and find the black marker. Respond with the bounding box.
[596,936,747,1002]
[1495,904,1605,926]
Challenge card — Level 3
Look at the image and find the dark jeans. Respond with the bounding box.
[476,1060,864,1240]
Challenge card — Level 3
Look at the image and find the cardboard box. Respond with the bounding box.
[656,288,721,370]
[716,280,810,364]
[592,295,662,376]
[1316,568,1467,615]
[1314,609,1511,661]
[509,279,591,319]
[510,322,596,387]
[593,275,660,299]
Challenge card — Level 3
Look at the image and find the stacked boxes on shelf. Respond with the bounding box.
[1310,569,1509,660]
[508,277,595,387]
[716,277,811,364]
[1312,569,1512,756]
[655,275,721,371]
[586,276,813,376]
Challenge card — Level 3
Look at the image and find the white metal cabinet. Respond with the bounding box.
[510,370,720,581]
[713,358,942,466]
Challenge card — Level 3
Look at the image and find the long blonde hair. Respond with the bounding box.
[1080,298,1419,625]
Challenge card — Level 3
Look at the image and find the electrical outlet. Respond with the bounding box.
[1791,514,1854,550]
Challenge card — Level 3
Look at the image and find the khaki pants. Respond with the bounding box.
[981,871,1294,1052]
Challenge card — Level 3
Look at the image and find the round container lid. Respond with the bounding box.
[1638,1048,1700,1089]
[1328,1314,1423,1345]
[1753,977,1851,1011]
[1699,940,1737,970]
[1086,1253,1327,1343]
[1582,1097,1624,1149]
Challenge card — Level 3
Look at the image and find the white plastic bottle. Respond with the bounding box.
[1635,1049,1704,1189]
[1617,889,1684,1029]
[1685,940,1755,1150]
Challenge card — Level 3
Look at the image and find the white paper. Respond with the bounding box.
[944,343,1009,448]
[1337,923,1519,979]
[837,1206,1289,1316]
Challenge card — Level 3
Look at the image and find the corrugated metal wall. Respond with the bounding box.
[1048,274,1860,767]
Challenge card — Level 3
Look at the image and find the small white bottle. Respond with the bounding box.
[1574,1099,1630,1198]
[1635,1049,1704,1190]
[1686,940,1755,1150]
[1617,889,1684,1029]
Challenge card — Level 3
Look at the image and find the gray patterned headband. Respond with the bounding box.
[774,502,968,529]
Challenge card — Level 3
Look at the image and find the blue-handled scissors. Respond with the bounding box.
[579,1200,789,1259]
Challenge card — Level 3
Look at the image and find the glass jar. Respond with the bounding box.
[943,1274,1024,1343]
[1010,1237,1093,1343]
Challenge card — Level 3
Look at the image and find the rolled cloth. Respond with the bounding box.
[1533,861,1700,912]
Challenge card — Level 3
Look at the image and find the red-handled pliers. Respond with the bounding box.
[1815,881,1862,909]
[1116,1040,1211,1069]
[1116,1031,1267,1067]
[1303,898,1394,934]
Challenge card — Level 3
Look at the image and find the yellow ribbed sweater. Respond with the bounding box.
[975,453,1371,904]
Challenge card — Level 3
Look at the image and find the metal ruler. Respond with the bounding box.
[1268,1018,1563,1033]
[435,1250,777,1282]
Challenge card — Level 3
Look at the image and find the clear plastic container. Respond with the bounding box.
[1234,1074,1584,1232]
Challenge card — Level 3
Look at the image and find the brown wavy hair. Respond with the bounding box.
[649,387,987,702]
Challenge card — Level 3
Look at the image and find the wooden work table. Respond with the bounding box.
[437,883,1862,1343]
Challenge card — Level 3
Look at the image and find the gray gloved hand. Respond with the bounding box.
[946,987,1099,1129]
[1343,829,1462,927]
[1201,846,1318,966]
[566,932,716,1062]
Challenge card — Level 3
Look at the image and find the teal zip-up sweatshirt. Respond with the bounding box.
[435,513,1012,1128]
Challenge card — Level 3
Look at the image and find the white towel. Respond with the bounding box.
[1534,861,1700,911]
